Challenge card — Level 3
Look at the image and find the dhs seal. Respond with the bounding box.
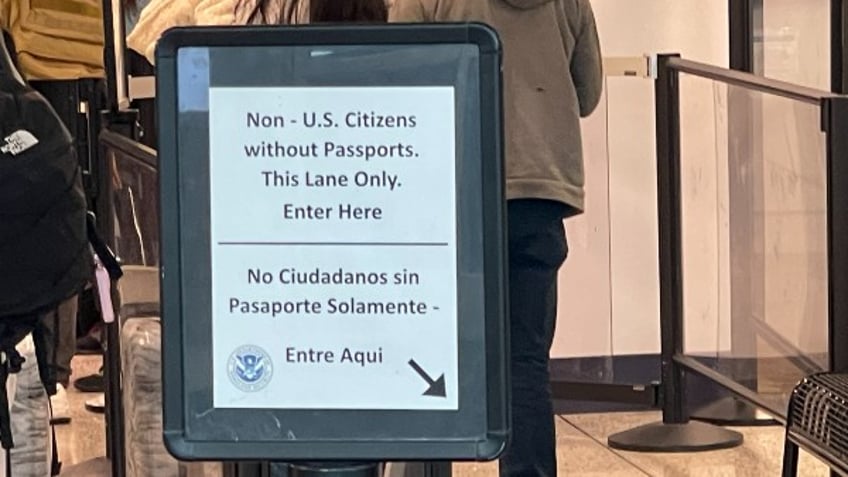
[228,345,273,392]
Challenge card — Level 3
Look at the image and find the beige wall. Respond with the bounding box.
[552,0,730,358]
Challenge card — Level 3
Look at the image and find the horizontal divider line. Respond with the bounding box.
[218,242,450,247]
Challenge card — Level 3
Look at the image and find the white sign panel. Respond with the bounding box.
[209,87,458,410]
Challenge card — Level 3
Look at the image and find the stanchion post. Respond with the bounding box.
[99,2,120,472]
[94,118,140,477]
[222,462,272,477]
[654,53,687,426]
[825,95,848,477]
[607,54,744,452]
[97,0,138,470]
[824,95,848,375]
[823,94,848,477]
[831,0,848,94]
[289,463,381,477]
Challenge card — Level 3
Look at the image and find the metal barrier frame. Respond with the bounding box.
[608,53,848,453]
[96,129,158,477]
[667,56,848,415]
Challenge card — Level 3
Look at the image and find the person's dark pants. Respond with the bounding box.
[500,199,569,477]
[11,295,79,393]
[53,296,78,388]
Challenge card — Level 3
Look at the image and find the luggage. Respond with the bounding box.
[121,319,221,477]
[118,267,219,477]
[0,335,53,477]
[121,317,173,477]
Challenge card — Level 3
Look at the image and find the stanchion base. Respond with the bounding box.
[690,397,779,427]
[608,420,744,453]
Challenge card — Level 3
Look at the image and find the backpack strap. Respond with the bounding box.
[50,425,60,476]
[86,212,123,280]
[0,347,23,450]
[0,353,11,452]
[47,399,61,476]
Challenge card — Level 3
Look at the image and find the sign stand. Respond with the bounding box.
[156,23,506,470]
[290,463,380,477]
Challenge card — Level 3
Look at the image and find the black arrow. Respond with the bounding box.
[408,359,446,398]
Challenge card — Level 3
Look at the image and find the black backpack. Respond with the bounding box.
[0,32,94,474]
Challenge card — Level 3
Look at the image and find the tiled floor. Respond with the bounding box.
[56,355,106,469]
[559,413,829,477]
[55,356,831,476]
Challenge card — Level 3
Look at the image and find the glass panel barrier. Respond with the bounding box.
[678,72,829,414]
[101,136,159,267]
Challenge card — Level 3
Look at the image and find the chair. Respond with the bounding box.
[782,373,848,476]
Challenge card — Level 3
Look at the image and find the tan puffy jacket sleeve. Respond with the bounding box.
[0,0,10,31]
[127,0,237,65]
[389,0,429,22]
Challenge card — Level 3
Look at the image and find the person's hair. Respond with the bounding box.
[309,0,387,23]
[238,0,387,25]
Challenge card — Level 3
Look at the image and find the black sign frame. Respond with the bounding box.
[156,23,507,462]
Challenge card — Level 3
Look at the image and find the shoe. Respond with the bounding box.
[73,371,104,393]
[50,384,71,425]
[75,334,102,355]
[84,394,105,414]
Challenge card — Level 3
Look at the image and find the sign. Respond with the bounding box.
[157,24,507,462]
[209,86,459,410]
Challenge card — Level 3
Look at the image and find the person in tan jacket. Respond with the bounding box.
[391,1,602,475]
[0,0,104,80]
